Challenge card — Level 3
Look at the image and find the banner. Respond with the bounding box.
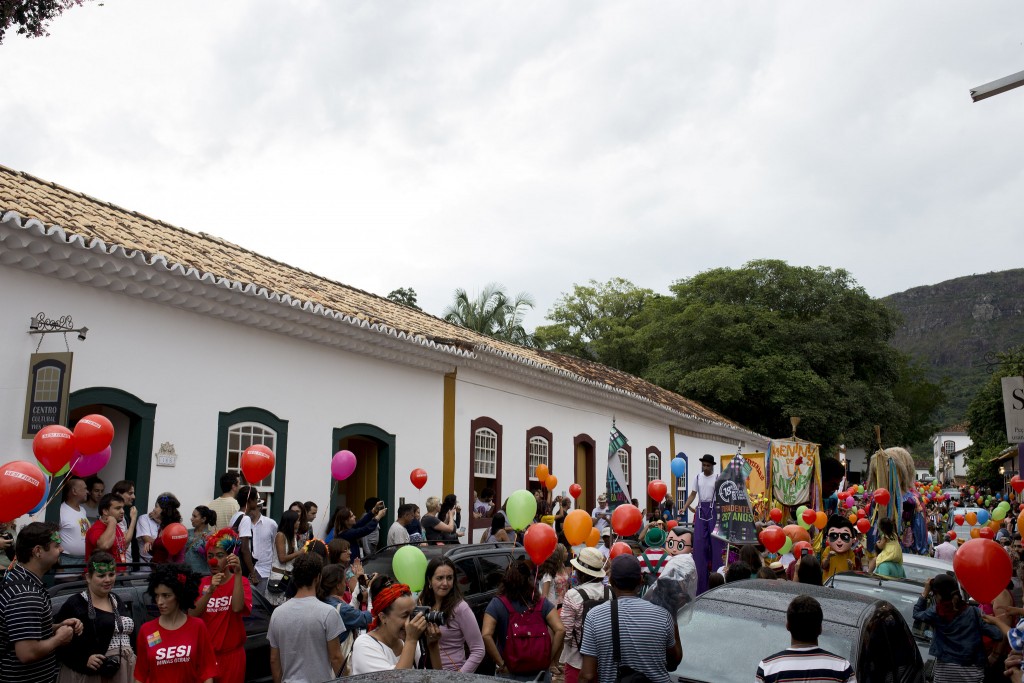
[1002,377,1024,444]
[712,452,759,544]
[720,452,766,498]
[769,438,819,506]
[606,425,631,507]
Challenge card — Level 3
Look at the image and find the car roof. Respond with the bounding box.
[830,571,924,591]
[902,555,954,570]
[697,579,880,624]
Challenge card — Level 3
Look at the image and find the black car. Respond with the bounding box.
[49,571,277,683]
[671,579,924,683]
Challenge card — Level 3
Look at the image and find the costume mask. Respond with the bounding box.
[825,515,855,555]
[665,527,693,556]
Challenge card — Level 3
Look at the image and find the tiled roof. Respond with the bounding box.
[939,421,970,434]
[0,163,750,433]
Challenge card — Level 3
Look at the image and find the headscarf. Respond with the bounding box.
[369,583,411,631]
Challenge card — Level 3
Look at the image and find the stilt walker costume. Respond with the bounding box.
[684,454,724,595]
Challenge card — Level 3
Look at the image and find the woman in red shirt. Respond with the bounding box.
[189,529,252,683]
[134,564,218,683]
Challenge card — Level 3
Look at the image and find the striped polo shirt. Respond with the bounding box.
[579,595,676,683]
[0,563,57,683]
[756,646,857,683]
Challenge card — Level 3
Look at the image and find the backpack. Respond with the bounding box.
[572,583,611,649]
[498,595,551,674]
[639,551,668,597]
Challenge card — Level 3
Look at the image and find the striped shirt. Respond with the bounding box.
[580,596,676,683]
[756,646,857,683]
[0,564,57,683]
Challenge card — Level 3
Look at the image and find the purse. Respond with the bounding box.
[93,593,127,680]
[267,568,291,594]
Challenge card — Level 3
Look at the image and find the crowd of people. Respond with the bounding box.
[4,466,1024,683]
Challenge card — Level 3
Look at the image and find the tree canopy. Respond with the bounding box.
[964,345,1024,487]
[443,283,536,346]
[1,0,88,43]
[386,287,420,310]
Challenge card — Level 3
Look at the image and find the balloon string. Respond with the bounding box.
[40,459,81,510]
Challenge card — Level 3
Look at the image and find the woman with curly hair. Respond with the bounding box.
[147,494,184,564]
[134,564,218,683]
[189,529,252,683]
[418,556,485,672]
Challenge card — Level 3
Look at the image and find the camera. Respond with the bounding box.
[97,655,120,677]
[413,606,446,626]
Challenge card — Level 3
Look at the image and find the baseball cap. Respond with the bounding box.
[609,554,642,589]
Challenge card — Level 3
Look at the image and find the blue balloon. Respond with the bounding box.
[28,476,50,515]
[671,456,687,478]
[977,509,990,525]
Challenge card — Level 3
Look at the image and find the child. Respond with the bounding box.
[874,517,905,578]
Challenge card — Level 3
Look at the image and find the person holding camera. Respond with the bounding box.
[350,576,442,673]
[55,551,136,683]
[418,557,485,672]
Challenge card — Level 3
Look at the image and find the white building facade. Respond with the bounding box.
[933,424,972,485]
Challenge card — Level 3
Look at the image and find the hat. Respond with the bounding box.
[644,527,666,548]
[769,561,784,571]
[610,554,642,588]
[571,547,607,578]
[699,454,715,466]
[598,493,608,503]
[601,527,611,537]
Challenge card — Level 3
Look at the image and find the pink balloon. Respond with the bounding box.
[845,496,855,508]
[70,447,111,477]
[331,450,357,481]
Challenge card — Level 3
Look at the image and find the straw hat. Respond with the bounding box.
[571,547,608,578]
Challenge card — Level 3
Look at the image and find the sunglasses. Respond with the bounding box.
[827,532,852,542]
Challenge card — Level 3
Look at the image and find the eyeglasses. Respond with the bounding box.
[827,532,852,542]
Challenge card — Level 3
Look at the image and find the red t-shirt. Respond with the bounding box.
[134,616,218,683]
[198,574,252,653]
[85,519,127,568]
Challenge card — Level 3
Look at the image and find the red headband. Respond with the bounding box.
[369,583,411,631]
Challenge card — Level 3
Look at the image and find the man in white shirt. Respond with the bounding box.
[387,504,414,546]
[58,477,90,574]
[231,486,277,594]
[933,531,959,561]
[598,527,612,559]
[592,494,610,532]
[134,495,165,563]
[683,454,723,595]
[229,486,258,581]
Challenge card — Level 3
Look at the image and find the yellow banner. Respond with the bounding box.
[720,452,766,497]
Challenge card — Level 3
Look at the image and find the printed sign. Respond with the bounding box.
[712,454,759,544]
[721,452,766,497]
[22,352,73,438]
[769,439,819,506]
[1002,377,1024,444]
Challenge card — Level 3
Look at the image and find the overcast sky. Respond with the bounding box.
[2,2,1022,328]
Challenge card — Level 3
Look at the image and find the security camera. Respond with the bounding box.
[77,327,88,341]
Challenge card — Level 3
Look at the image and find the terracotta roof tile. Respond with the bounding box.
[0,163,750,433]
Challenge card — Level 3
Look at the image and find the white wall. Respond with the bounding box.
[932,433,972,478]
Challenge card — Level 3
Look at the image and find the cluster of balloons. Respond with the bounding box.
[534,465,558,492]
[758,523,810,555]
[912,480,948,503]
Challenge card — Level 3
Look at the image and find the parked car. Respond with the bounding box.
[946,507,986,543]
[901,554,955,586]
[941,488,962,503]
[671,579,924,683]
[48,570,277,683]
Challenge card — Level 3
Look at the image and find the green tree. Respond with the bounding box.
[640,260,942,452]
[1,0,89,43]
[386,287,421,310]
[534,278,657,376]
[443,283,536,346]
[964,345,1024,487]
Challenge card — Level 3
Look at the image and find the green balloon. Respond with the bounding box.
[392,545,428,592]
[993,508,1008,521]
[780,536,793,555]
[506,489,538,531]
[998,501,1012,511]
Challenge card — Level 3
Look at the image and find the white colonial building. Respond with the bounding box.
[933,422,971,486]
[0,164,768,537]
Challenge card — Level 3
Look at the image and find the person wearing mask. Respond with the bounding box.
[350,577,441,673]
[83,477,105,524]
[482,559,565,681]
[418,557,485,672]
[189,529,251,683]
[421,496,460,543]
[326,504,385,561]
[134,565,218,683]
[110,481,139,565]
[387,504,415,546]
[268,510,302,606]
[85,494,128,568]
[579,554,681,683]
[207,472,241,531]
[0,523,84,683]
[559,547,609,683]
[148,494,186,565]
[268,553,344,682]
[54,551,136,682]
[59,476,91,576]
[185,506,217,576]
[755,595,854,683]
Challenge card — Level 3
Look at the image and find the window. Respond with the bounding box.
[648,452,661,484]
[528,437,550,480]
[943,440,955,456]
[227,422,277,512]
[33,366,61,402]
[216,407,289,521]
[525,427,554,494]
[618,448,630,485]
[474,428,497,478]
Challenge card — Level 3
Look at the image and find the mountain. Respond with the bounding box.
[882,268,1024,426]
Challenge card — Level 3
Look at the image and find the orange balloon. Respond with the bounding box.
[970,527,981,539]
[545,475,558,491]
[814,511,828,530]
[563,509,593,546]
[966,511,978,526]
[585,527,600,548]
[782,524,811,544]
[535,464,549,482]
[847,513,857,524]
[1017,511,1024,537]
[989,520,1002,532]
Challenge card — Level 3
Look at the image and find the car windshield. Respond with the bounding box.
[830,576,934,643]
[902,561,952,585]
[672,602,857,683]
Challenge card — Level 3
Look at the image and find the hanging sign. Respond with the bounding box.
[1002,377,1024,444]
[711,453,759,545]
[22,352,73,438]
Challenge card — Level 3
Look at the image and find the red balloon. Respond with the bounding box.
[783,524,811,544]
[760,526,786,554]
[792,541,812,557]
[856,518,871,534]
[610,541,632,560]
[160,522,189,556]
[611,504,643,537]
[647,480,668,503]
[73,414,114,456]
[873,489,891,507]
[954,514,965,525]
[769,508,783,524]
[569,483,582,500]
[0,460,47,522]
[523,523,557,565]
[240,444,275,482]
[32,425,76,475]
[856,508,866,519]
[979,527,995,540]
[954,539,1011,604]
[410,468,428,490]
[666,520,678,531]
[1012,475,1024,495]
[801,509,817,525]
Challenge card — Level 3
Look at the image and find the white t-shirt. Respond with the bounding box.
[350,633,421,674]
[59,503,90,557]
[693,472,717,504]
[386,521,411,546]
[592,505,610,531]
[135,514,161,562]
[250,515,278,579]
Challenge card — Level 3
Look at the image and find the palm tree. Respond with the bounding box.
[443,283,536,347]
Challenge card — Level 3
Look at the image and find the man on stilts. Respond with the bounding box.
[684,454,724,595]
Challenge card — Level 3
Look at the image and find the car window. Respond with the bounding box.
[831,578,932,642]
[672,602,857,683]
[454,559,480,596]
[901,562,952,585]
[477,554,511,594]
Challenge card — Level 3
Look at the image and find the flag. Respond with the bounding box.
[606,424,631,506]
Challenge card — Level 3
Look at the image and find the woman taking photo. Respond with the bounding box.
[189,529,252,683]
[55,551,135,683]
[437,495,464,544]
[134,564,218,683]
[184,506,217,575]
[325,505,386,561]
[350,576,442,673]
[418,557,485,672]
[267,509,303,606]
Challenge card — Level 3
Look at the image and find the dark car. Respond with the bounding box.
[671,579,924,683]
[49,571,276,683]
